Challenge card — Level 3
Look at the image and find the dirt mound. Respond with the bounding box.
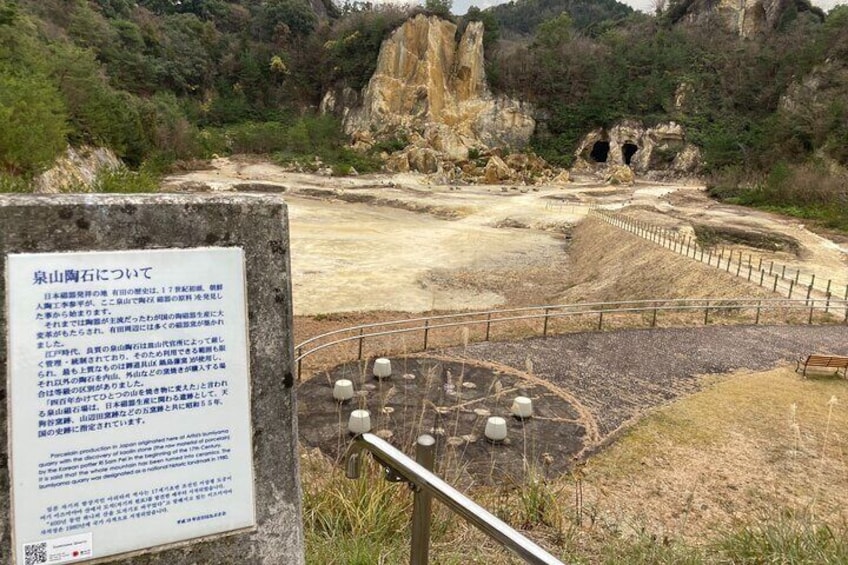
[558,218,776,303]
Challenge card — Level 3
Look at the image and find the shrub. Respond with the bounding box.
[92,165,159,193]
[0,173,32,193]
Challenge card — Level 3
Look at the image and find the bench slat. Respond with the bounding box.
[799,354,848,377]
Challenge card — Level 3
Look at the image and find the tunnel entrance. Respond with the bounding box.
[622,142,639,165]
[590,141,610,163]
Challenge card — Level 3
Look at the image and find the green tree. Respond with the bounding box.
[257,0,318,41]
[0,72,68,175]
[533,12,572,48]
[424,0,452,18]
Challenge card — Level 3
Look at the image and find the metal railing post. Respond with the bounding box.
[358,328,364,360]
[543,308,550,337]
[755,300,761,325]
[704,302,710,325]
[297,346,303,382]
[410,435,435,565]
[485,313,492,341]
[825,280,832,312]
[597,311,604,331]
[423,319,430,351]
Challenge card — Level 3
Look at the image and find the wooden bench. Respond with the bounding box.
[796,354,848,377]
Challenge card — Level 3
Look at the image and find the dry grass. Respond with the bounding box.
[576,366,848,549]
[559,218,776,303]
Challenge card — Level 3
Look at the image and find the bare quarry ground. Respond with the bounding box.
[165,156,848,317]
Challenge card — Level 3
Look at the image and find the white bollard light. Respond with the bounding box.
[348,409,372,435]
[333,379,354,402]
[373,358,392,379]
[511,396,533,419]
[484,416,508,442]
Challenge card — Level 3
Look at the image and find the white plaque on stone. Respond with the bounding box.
[6,248,256,564]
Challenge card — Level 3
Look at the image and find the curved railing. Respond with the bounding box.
[295,297,848,378]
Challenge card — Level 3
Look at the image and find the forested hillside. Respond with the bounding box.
[488,0,634,37]
[0,0,845,228]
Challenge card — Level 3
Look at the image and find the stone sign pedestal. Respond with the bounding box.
[1,194,303,564]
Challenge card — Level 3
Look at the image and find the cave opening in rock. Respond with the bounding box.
[622,142,639,165]
[590,141,610,163]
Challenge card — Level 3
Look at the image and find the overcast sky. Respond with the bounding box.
[447,0,845,16]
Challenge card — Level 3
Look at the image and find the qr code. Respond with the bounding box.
[24,541,48,565]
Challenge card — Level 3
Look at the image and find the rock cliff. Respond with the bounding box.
[324,15,535,167]
[34,146,121,193]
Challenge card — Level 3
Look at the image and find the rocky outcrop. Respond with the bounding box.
[326,15,535,169]
[672,0,822,38]
[34,146,122,193]
[573,120,702,179]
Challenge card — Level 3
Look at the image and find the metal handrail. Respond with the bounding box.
[345,433,565,565]
[296,297,848,374]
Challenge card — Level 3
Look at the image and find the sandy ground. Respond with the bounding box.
[164,157,848,316]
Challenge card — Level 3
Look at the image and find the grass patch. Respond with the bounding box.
[714,519,848,564]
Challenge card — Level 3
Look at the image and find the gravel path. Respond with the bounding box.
[448,325,848,439]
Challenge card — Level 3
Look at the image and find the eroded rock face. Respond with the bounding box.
[330,15,535,168]
[574,120,702,179]
[34,146,122,193]
[675,0,820,38]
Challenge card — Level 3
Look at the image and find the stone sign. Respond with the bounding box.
[1,194,303,565]
[8,248,256,564]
